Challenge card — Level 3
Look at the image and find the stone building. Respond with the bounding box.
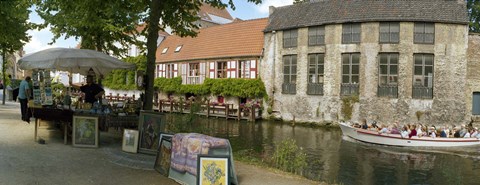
[261,0,473,125]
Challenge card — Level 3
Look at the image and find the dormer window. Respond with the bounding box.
[161,47,168,54]
[175,45,183,52]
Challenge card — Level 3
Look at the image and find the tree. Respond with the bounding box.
[0,0,32,105]
[142,0,262,110]
[468,0,480,32]
[35,0,147,57]
[294,0,310,4]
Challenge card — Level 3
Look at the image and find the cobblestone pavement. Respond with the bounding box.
[0,101,319,185]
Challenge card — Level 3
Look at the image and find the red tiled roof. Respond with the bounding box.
[156,18,268,63]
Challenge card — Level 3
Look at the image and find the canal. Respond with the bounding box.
[173,115,480,185]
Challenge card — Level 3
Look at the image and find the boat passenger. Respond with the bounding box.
[390,122,401,134]
[430,127,436,138]
[471,127,478,138]
[416,124,424,137]
[371,121,379,131]
[440,127,448,138]
[409,125,417,138]
[459,124,467,138]
[453,127,461,138]
[400,125,409,138]
[361,119,368,130]
[378,124,389,134]
[464,128,472,138]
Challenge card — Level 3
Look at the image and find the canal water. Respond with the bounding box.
[182,116,480,185]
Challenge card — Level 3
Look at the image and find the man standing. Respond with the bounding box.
[18,76,31,123]
[70,75,105,104]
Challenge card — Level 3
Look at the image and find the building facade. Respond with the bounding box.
[155,18,267,103]
[262,0,472,125]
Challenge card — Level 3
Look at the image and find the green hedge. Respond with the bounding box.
[154,77,267,98]
[102,55,146,90]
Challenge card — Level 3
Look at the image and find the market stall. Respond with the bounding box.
[18,48,137,144]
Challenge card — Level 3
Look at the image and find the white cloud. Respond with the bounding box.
[255,0,293,15]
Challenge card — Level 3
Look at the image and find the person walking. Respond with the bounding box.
[18,76,31,123]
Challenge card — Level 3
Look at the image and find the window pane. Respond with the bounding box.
[308,27,316,36]
[414,55,423,65]
[425,66,433,75]
[390,54,399,64]
[390,65,398,75]
[291,75,297,84]
[351,76,359,83]
[343,24,351,34]
[318,54,324,64]
[425,34,434,43]
[379,23,389,33]
[352,54,360,64]
[284,66,290,74]
[414,66,423,75]
[380,54,388,64]
[379,76,387,85]
[284,75,290,83]
[414,23,424,33]
[292,30,298,37]
[292,66,297,73]
[319,66,324,74]
[343,33,351,43]
[343,65,350,74]
[380,65,388,74]
[318,75,324,83]
[352,33,361,43]
[390,76,398,84]
[292,56,297,65]
[342,75,350,83]
[352,24,361,33]
[342,54,350,64]
[391,33,399,43]
[414,33,424,43]
[309,75,316,83]
[425,55,433,65]
[380,33,389,42]
[390,23,400,32]
[352,65,359,74]
[309,67,316,75]
[308,55,316,65]
[425,23,434,33]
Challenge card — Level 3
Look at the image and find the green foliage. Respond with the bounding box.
[153,78,267,98]
[271,139,307,175]
[102,55,146,90]
[341,95,359,121]
[35,0,146,57]
[468,0,480,33]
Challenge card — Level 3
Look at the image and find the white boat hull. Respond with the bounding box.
[339,122,480,147]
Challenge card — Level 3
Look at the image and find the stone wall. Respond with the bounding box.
[261,22,469,125]
[466,34,480,123]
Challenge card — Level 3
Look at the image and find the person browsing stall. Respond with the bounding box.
[70,75,105,104]
[18,76,31,123]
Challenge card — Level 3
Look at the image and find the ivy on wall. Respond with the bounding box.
[102,55,146,90]
[154,77,267,98]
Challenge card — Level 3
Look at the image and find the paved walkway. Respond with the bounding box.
[0,100,319,185]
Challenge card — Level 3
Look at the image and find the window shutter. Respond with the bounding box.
[181,63,187,84]
[228,61,236,78]
[173,63,178,77]
[209,62,215,78]
[200,62,206,83]
[250,60,256,79]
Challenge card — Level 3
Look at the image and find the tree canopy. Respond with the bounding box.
[468,0,480,32]
[0,0,33,104]
[35,0,147,57]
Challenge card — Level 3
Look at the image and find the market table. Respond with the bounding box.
[31,107,74,144]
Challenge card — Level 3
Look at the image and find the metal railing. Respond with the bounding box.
[307,83,323,95]
[412,86,433,99]
[377,85,398,98]
[341,83,359,96]
[282,83,297,94]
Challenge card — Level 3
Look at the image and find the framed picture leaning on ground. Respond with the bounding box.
[72,115,99,148]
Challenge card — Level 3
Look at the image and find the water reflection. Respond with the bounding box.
[177,116,480,184]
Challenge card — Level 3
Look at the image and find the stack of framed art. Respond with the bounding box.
[154,133,173,176]
[138,111,167,154]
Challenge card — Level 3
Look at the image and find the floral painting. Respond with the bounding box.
[197,155,229,185]
[73,116,98,148]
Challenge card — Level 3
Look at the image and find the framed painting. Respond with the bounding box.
[138,111,166,154]
[72,115,99,148]
[197,155,230,185]
[153,133,173,176]
[122,129,139,153]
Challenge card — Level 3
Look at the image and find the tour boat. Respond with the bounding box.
[339,122,480,147]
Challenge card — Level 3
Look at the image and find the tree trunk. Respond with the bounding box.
[2,50,6,105]
[143,0,161,110]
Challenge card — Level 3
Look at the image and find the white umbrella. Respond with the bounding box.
[18,48,135,75]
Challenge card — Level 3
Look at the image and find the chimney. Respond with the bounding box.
[269,6,276,15]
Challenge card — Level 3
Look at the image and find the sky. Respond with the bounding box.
[24,0,294,55]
